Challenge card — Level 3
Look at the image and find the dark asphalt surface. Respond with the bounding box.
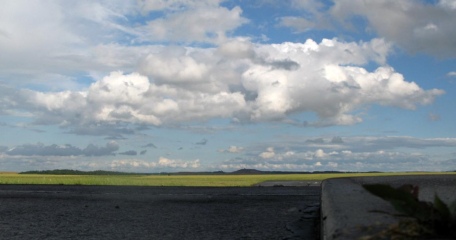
[254,181,321,187]
[0,185,320,240]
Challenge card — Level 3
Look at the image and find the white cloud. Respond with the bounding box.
[5,141,119,157]
[0,1,444,128]
[438,0,456,10]
[138,0,224,12]
[258,148,330,161]
[0,38,444,129]
[216,135,456,171]
[0,1,145,89]
[241,39,442,123]
[314,149,326,158]
[0,0,247,90]
[158,157,200,168]
[2,71,246,126]
[259,152,275,159]
[111,159,157,169]
[342,136,456,151]
[304,114,363,128]
[109,157,200,170]
[0,1,452,174]
[259,147,275,159]
[217,39,256,59]
[326,162,338,168]
[139,47,211,85]
[217,145,455,172]
[329,0,456,58]
[446,72,456,78]
[0,154,202,172]
[138,5,248,44]
[218,146,244,153]
[258,135,456,155]
[176,125,238,134]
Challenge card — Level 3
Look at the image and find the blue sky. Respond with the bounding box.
[1,0,456,172]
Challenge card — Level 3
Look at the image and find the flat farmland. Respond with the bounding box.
[0,172,455,186]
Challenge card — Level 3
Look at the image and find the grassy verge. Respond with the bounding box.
[0,172,455,187]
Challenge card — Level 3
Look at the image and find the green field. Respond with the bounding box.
[0,172,455,187]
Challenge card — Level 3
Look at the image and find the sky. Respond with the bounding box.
[1,0,456,173]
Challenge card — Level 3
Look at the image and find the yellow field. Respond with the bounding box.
[0,172,455,187]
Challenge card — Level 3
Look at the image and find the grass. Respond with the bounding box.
[0,172,455,187]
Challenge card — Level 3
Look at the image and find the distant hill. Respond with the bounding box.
[230,169,315,175]
[312,171,347,174]
[172,171,225,175]
[20,169,145,175]
[231,169,264,175]
[20,168,368,176]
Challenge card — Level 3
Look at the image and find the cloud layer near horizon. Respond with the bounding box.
[1,135,455,172]
[4,141,119,157]
[217,135,456,172]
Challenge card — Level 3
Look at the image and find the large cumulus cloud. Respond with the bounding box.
[0,38,443,129]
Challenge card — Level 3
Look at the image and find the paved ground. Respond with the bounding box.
[0,185,320,240]
[321,175,456,240]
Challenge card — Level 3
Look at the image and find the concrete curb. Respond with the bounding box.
[320,175,456,240]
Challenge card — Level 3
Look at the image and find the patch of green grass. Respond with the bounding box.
[0,172,455,187]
